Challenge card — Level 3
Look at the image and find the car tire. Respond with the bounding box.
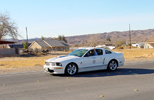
[65,63,78,75]
[107,60,118,71]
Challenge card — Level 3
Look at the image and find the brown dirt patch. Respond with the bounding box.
[0,54,58,73]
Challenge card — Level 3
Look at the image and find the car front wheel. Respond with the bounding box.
[65,63,78,75]
[107,60,118,71]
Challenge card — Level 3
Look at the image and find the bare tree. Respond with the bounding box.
[0,12,20,40]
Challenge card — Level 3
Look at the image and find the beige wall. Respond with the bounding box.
[50,46,69,51]
[0,44,10,49]
[29,42,69,51]
[29,42,42,50]
[144,43,154,49]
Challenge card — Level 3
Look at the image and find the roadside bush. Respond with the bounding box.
[117,46,124,49]
[115,40,126,47]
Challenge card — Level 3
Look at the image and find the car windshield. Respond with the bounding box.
[68,49,88,57]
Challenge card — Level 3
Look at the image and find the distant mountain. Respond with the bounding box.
[5,29,154,46]
[66,29,154,46]
[146,37,154,42]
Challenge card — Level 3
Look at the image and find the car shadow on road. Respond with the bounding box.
[51,68,154,77]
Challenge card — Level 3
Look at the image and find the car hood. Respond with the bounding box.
[45,55,80,62]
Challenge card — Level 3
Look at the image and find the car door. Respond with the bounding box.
[81,49,99,72]
[95,49,106,69]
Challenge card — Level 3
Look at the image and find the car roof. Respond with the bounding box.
[78,47,105,50]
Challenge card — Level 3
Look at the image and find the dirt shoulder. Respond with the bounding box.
[0,49,154,74]
[0,54,58,73]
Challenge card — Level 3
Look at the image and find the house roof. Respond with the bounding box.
[59,41,69,46]
[44,40,69,47]
[29,40,69,48]
[9,44,23,48]
[0,40,16,44]
[35,40,49,47]
[9,43,31,48]
[149,43,154,48]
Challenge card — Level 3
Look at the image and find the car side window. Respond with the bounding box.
[96,49,103,55]
[105,50,112,54]
[84,49,97,57]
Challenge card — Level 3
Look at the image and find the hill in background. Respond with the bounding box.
[10,29,154,47]
[146,37,154,42]
[66,29,154,46]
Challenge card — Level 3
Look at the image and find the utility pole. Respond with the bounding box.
[26,27,28,49]
[129,24,131,49]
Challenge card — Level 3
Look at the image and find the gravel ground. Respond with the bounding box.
[0,66,43,73]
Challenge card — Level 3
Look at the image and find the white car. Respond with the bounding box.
[44,47,125,75]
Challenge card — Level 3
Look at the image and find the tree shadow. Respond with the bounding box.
[51,68,154,78]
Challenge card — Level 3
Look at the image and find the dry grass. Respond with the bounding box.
[0,55,58,69]
[113,48,154,60]
[0,49,154,73]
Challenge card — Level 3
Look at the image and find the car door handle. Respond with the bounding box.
[92,57,96,59]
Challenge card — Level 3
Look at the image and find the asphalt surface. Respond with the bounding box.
[0,60,154,100]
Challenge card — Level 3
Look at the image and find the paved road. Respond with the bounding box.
[0,60,154,100]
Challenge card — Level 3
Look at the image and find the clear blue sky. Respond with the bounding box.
[1,0,154,39]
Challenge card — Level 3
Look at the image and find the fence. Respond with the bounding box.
[0,48,19,55]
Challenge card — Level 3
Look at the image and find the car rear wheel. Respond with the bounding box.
[65,63,78,75]
[107,60,118,71]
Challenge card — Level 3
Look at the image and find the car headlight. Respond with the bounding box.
[45,62,50,66]
[56,62,62,66]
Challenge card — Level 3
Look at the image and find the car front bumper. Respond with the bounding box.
[44,65,65,74]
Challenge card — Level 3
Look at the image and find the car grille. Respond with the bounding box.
[45,62,55,66]
[48,68,54,73]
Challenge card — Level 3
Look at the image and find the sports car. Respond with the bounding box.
[44,47,125,75]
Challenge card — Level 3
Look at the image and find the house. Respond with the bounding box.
[144,42,154,49]
[0,40,16,48]
[44,40,69,51]
[132,43,145,48]
[144,37,154,49]
[28,40,69,51]
[0,40,19,55]
[0,40,32,49]
[96,44,115,50]
[28,40,49,51]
